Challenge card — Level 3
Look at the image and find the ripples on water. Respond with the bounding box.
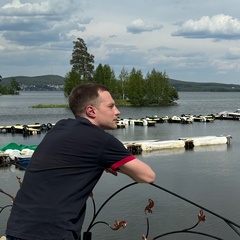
[0,91,240,239]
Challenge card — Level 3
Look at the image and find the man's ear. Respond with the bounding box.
[86,105,96,118]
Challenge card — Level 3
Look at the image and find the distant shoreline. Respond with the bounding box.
[0,75,240,92]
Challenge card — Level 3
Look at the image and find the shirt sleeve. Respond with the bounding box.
[111,155,135,170]
[100,134,136,169]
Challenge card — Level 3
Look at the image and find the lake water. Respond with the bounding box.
[0,91,240,240]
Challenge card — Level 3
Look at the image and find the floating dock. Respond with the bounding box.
[1,111,239,137]
[0,135,232,166]
[0,122,126,135]
[124,135,232,154]
[0,123,54,136]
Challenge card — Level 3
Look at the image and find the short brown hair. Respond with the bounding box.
[69,83,109,118]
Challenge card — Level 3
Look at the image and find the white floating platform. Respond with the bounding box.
[179,135,231,147]
[141,140,185,151]
[123,135,232,154]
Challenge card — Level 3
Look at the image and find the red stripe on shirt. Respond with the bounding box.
[111,155,136,171]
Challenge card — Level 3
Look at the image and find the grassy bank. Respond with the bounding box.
[31,104,68,108]
[31,100,132,108]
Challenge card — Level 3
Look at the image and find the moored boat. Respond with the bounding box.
[134,118,156,126]
[146,115,162,123]
[168,116,181,123]
[214,109,240,120]
[0,142,36,168]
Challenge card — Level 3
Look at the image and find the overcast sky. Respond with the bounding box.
[1,0,240,84]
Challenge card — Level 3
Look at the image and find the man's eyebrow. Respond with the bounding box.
[109,102,115,107]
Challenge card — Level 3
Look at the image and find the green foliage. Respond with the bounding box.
[94,63,115,87]
[145,69,179,105]
[70,38,94,81]
[10,78,21,91]
[32,104,68,108]
[64,71,84,97]
[125,68,146,106]
[93,63,104,84]
[0,77,20,95]
[119,68,178,106]
[64,38,95,97]
[118,67,129,100]
[94,64,121,99]
[115,99,132,106]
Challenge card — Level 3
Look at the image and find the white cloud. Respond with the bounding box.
[2,0,50,15]
[127,19,163,34]
[172,14,240,40]
[0,0,240,84]
[212,59,240,73]
[1,0,81,16]
[0,0,86,46]
[224,47,240,60]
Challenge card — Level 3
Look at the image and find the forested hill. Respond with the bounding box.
[169,79,240,92]
[1,75,64,91]
[1,75,240,92]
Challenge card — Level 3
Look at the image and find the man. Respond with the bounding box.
[6,83,155,240]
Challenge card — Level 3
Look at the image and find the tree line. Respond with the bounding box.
[64,38,179,106]
[0,76,21,95]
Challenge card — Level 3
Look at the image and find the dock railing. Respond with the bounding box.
[0,161,240,240]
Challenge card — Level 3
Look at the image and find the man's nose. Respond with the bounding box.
[115,107,120,115]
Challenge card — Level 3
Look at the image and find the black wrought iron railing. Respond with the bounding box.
[1,160,240,240]
[83,182,240,240]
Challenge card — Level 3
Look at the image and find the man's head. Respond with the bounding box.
[69,83,120,129]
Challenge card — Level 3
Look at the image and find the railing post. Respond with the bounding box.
[83,231,92,240]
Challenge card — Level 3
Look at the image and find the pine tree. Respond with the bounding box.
[70,38,94,81]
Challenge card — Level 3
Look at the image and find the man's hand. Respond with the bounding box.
[105,168,118,176]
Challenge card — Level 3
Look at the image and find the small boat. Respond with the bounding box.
[145,119,157,126]
[160,116,169,123]
[146,115,162,123]
[228,109,240,118]
[180,113,215,123]
[121,118,135,126]
[0,142,36,169]
[116,119,126,128]
[134,118,156,126]
[16,156,31,169]
[215,109,240,120]
[168,116,181,123]
[180,115,194,124]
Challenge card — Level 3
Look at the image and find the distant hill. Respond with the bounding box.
[169,79,240,92]
[1,75,240,92]
[1,75,64,91]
